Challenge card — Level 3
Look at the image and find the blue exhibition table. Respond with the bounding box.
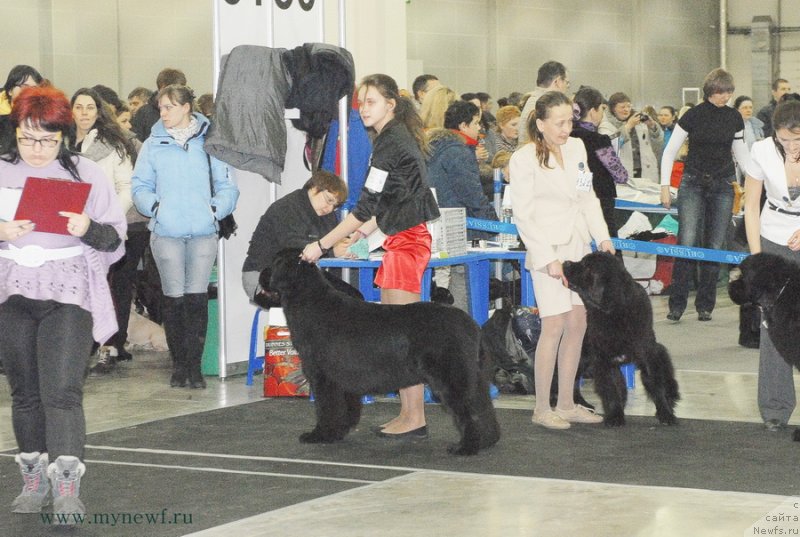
[319,249,533,326]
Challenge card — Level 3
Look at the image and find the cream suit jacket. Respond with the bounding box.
[509,137,611,271]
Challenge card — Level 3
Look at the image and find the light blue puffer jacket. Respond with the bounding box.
[132,113,238,238]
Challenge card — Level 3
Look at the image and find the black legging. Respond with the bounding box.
[0,296,93,460]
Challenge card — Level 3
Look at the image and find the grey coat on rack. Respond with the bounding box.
[205,43,355,184]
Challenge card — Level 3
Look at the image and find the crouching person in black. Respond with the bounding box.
[242,170,351,307]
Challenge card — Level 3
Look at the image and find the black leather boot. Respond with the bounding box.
[162,296,187,387]
[184,293,209,389]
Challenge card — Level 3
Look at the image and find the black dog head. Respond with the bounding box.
[729,253,797,310]
[268,248,324,306]
[268,248,365,307]
[562,251,629,312]
[253,266,282,309]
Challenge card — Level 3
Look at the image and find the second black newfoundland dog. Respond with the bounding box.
[562,251,680,426]
[729,252,800,442]
[268,249,501,455]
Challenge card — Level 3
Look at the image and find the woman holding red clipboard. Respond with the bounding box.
[0,86,126,522]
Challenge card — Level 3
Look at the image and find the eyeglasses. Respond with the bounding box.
[16,128,61,149]
[322,191,342,208]
[15,82,37,89]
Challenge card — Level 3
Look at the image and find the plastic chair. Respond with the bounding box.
[246,308,264,386]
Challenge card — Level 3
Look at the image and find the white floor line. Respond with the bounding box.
[76,445,796,499]
[85,444,423,473]
[0,452,375,484]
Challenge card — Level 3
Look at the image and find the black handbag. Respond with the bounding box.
[207,154,237,239]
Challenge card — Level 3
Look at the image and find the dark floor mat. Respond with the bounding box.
[1,399,796,536]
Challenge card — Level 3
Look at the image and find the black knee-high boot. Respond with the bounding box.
[162,296,187,387]
[183,293,209,389]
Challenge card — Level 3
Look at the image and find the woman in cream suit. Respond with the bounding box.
[510,91,615,430]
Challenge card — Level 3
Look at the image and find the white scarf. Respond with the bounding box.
[167,116,199,146]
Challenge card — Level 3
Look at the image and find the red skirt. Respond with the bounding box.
[374,223,432,294]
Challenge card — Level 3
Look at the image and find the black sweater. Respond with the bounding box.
[242,188,337,273]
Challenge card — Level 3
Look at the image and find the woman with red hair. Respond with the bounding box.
[0,86,126,522]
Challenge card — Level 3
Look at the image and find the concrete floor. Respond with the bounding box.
[1,292,798,537]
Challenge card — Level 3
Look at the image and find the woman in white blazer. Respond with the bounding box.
[510,91,615,430]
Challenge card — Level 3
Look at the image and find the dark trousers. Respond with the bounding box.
[668,173,735,314]
[107,224,150,350]
[0,296,93,460]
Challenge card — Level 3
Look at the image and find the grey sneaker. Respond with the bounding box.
[12,452,49,513]
[764,419,785,432]
[48,456,86,524]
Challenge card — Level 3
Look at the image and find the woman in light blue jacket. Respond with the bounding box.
[132,84,238,389]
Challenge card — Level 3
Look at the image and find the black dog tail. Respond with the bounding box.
[656,343,681,404]
[473,337,501,449]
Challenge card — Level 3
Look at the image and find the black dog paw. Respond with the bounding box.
[447,442,479,456]
[657,412,678,426]
[299,430,338,444]
[603,414,625,427]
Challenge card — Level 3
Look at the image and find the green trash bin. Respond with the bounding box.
[201,265,219,376]
[201,297,219,376]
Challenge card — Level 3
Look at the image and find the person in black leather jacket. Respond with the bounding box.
[301,74,439,441]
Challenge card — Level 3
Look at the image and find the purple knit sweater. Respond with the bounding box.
[0,156,126,342]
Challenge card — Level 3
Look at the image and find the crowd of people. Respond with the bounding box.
[0,55,797,521]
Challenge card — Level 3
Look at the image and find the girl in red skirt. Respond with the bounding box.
[302,73,440,440]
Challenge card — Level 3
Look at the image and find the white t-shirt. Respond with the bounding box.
[746,137,800,245]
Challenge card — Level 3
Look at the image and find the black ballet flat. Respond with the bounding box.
[376,426,428,441]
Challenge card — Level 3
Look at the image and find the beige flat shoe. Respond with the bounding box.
[532,409,571,430]
[554,404,603,424]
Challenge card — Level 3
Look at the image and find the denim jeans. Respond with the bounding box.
[668,172,735,314]
[150,233,218,297]
[0,296,94,461]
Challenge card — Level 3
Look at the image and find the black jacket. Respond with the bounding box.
[242,188,337,273]
[131,92,160,142]
[0,115,13,156]
[352,120,440,236]
[571,125,619,199]
[426,129,497,240]
[283,43,355,139]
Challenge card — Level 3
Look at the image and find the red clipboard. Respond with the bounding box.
[14,177,91,235]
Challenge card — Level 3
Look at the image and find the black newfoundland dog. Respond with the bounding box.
[268,249,501,455]
[729,252,800,441]
[562,251,680,426]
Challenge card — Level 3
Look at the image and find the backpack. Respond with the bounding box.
[481,300,540,394]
